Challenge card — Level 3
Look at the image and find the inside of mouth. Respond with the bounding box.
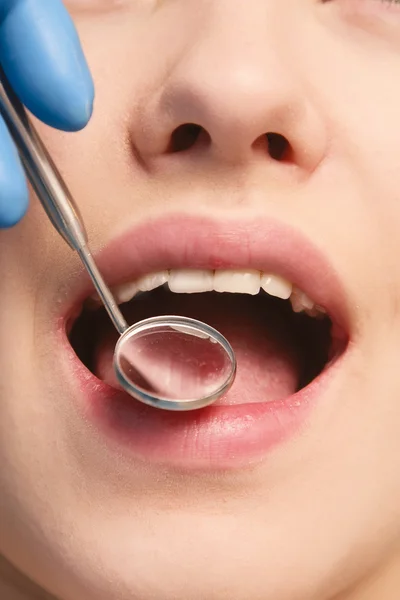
[69,286,337,404]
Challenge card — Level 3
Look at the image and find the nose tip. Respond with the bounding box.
[133,23,327,173]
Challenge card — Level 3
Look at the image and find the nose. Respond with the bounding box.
[132,5,326,173]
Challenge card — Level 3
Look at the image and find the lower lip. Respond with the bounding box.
[61,326,343,469]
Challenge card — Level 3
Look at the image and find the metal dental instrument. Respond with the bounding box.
[0,73,236,411]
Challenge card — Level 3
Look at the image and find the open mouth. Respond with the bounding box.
[68,268,347,405]
[60,215,351,467]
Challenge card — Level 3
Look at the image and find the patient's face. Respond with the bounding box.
[2,1,400,599]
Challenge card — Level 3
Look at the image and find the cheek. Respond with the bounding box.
[302,32,400,269]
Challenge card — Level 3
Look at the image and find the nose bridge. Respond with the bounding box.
[161,5,296,145]
[135,1,326,172]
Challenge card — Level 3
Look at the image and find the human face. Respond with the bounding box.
[2,1,400,599]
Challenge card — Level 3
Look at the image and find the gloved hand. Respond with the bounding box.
[0,0,94,227]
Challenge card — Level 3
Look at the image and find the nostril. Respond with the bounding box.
[166,125,292,161]
[168,123,209,153]
[266,132,292,162]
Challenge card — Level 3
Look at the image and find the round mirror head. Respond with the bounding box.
[113,316,236,411]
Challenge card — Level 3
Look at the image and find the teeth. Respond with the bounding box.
[169,269,213,293]
[305,305,326,319]
[137,271,169,292]
[113,281,138,305]
[290,288,315,313]
[261,273,292,300]
[214,269,261,295]
[92,271,169,307]
[85,269,326,319]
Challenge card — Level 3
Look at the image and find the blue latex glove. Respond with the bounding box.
[0,0,94,227]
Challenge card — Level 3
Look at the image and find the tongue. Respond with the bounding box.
[92,291,302,404]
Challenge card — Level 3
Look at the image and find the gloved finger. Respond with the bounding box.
[0,0,94,132]
[0,112,28,227]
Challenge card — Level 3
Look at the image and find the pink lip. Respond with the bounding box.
[59,214,350,469]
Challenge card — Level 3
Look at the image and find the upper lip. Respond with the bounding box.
[62,214,351,332]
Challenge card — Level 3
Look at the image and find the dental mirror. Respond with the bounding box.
[114,315,235,411]
[0,73,237,411]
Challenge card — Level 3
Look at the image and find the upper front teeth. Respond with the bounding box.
[213,269,261,295]
[260,273,292,300]
[88,269,325,316]
[137,271,169,292]
[169,269,214,294]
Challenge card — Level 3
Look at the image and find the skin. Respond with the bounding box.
[1,0,400,598]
